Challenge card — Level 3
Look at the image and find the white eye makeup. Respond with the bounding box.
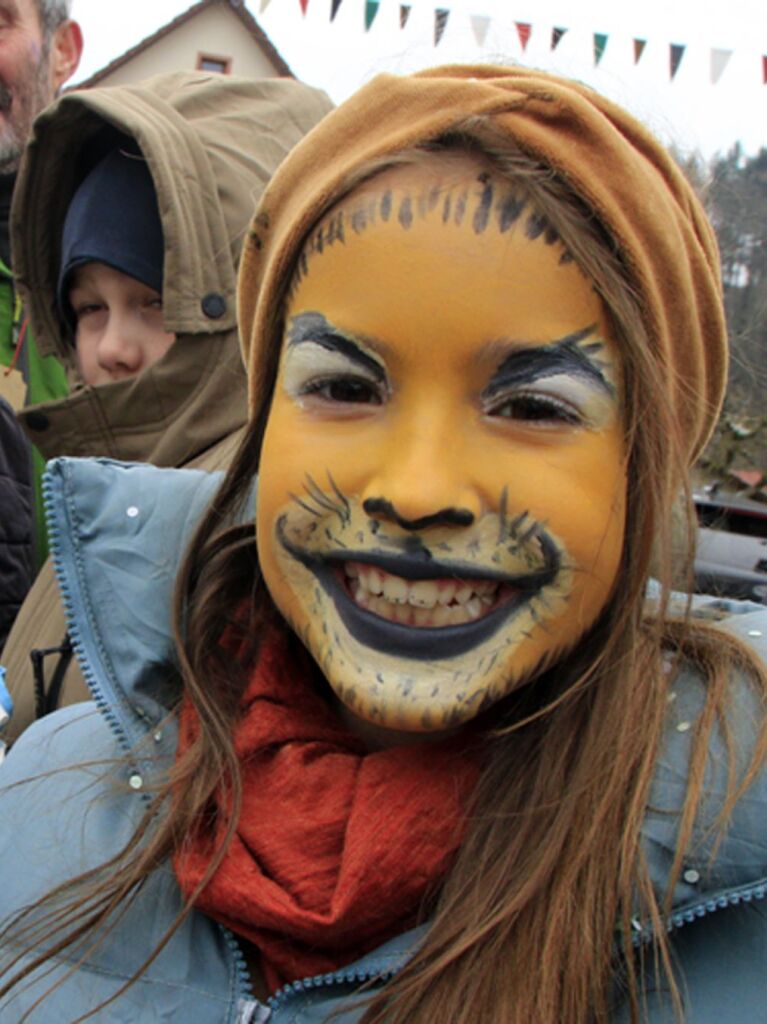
[483,372,617,429]
[281,340,388,407]
[479,331,618,431]
[281,312,389,409]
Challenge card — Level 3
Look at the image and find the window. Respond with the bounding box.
[197,53,231,74]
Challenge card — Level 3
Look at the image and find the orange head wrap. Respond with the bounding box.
[238,64,727,464]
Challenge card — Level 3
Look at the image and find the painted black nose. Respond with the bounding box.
[362,497,475,531]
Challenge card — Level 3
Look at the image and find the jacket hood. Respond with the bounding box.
[11,71,332,465]
[42,455,767,937]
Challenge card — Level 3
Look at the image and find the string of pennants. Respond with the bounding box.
[261,0,767,85]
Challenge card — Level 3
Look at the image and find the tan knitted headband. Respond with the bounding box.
[238,63,727,464]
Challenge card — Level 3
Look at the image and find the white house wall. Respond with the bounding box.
[94,5,282,87]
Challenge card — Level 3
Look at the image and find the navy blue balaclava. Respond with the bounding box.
[58,144,165,325]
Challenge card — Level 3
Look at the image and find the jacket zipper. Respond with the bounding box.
[43,471,137,766]
[630,877,767,945]
[237,960,401,1023]
[45,467,257,1017]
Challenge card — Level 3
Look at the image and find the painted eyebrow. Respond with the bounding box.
[483,325,615,398]
[286,311,386,382]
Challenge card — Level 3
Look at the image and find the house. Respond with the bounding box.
[74,0,293,89]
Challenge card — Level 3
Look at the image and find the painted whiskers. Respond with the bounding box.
[273,474,574,729]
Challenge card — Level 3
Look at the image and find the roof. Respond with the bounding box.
[74,0,293,88]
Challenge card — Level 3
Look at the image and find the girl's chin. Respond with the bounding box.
[332,695,464,750]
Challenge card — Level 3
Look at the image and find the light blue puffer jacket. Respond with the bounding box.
[0,457,766,1023]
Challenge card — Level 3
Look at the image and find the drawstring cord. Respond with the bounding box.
[4,289,28,377]
[31,636,73,719]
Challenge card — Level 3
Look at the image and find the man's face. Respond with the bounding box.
[257,155,627,734]
[0,1,81,173]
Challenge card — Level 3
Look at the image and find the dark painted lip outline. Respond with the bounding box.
[276,516,560,661]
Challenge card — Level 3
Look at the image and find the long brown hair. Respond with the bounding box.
[2,127,766,1024]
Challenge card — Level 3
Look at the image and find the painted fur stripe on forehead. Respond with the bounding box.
[292,171,574,289]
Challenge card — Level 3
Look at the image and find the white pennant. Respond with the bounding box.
[470,14,490,48]
[710,48,733,84]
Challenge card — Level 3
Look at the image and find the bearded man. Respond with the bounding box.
[0,0,82,408]
[0,1,80,646]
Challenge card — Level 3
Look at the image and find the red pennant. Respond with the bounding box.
[551,27,567,51]
[633,38,647,64]
[515,22,531,51]
[670,43,685,80]
[299,0,308,14]
[763,55,767,84]
[434,8,449,45]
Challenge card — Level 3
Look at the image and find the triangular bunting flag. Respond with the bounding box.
[710,48,733,84]
[471,14,490,48]
[330,0,342,19]
[298,0,308,14]
[516,22,531,51]
[763,55,767,84]
[399,4,411,28]
[551,27,567,51]
[259,0,271,12]
[670,43,685,80]
[365,0,379,30]
[633,38,646,64]
[435,8,449,45]
[594,32,608,66]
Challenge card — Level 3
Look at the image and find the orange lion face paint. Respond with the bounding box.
[256,155,627,733]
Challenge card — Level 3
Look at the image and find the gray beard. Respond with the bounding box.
[0,53,53,175]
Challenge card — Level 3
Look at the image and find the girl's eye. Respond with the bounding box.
[303,376,382,405]
[490,393,583,426]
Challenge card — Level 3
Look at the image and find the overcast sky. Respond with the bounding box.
[69,0,766,159]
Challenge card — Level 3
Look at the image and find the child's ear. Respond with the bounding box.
[48,20,83,94]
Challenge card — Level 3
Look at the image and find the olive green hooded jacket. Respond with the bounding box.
[2,71,332,740]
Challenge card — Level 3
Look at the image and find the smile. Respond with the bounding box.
[345,561,501,627]
[276,516,559,660]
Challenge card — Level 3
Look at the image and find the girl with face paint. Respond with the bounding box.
[1,66,767,1024]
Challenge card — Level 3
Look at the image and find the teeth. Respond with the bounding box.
[394,602,412,624]
[371,595,395,622]
[382,574,409,605]
[368,568,384,595]
[431,605,452,627]
[409,580,440,608]
[345,562,500,628]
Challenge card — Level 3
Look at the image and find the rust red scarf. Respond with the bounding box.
[173,630,480,993]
